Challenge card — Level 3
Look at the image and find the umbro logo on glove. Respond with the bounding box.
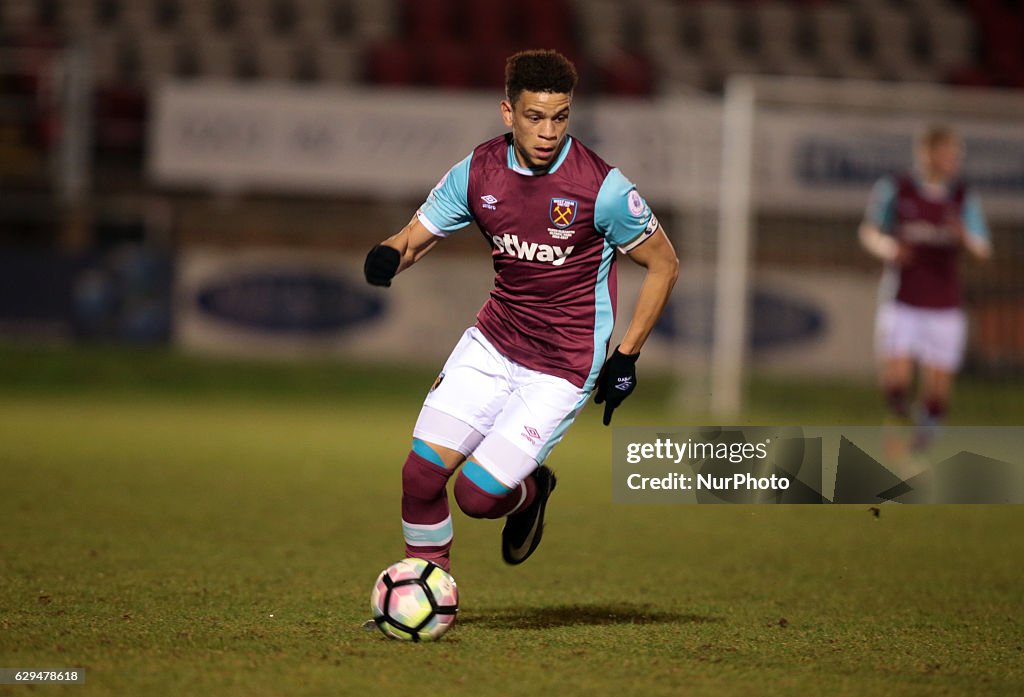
[594,347,639,425]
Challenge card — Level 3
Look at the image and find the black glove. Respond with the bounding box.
[594,346,639,426]
[364,244,401,287]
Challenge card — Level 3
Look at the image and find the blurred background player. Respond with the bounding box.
[859,124,992,448]
[363,49,678,571]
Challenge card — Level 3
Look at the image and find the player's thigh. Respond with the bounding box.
[418,327,513,445]
[919,309,966,375]
[471,375,588,487]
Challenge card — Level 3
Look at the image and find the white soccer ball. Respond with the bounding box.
[369,558,458,641]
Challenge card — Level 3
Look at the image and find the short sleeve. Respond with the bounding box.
[416,153,474,236]
[864,176,897,232]
[962,191,990,243]
[594,169,659,253]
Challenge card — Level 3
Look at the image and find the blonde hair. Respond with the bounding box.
[918,124,959,149]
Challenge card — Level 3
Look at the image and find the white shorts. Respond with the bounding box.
[875,302,966,371]
[412,327,589,488]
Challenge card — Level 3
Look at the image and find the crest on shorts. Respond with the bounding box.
[549,198,578,229]
[430,372,445,392]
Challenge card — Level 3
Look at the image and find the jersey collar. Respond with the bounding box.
[507,136,573,176]
[912,171,952,200]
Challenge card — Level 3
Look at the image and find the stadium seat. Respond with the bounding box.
[753,0,799,39]
[601,51,652,96]
[945,64,992,87]
[18,0,63,29]
[267,0,299,35]
[570,0,620,60]
[178,0,214,34]
[752,2,820,76]
[235,46,262,80]
[289,0,342,41]
[470,42,515,89]
[516,0,577,57]
[193,36,236,78]
[0,0,34,28]
[308,38,361,83]
[350,0,395,41]
[92,0,122,30]
[923,9,976,74]
[208,0,240,34]
[136,33,180,80]
[325,0,357,39]
[89,29,123,84]
[865,8,936,81]
[759,37,821,78]
[809,4,854,64]
[690,1,761,85]
[60,2,93,37]
[636,0,684,57]
[464,0,514,47]
[6,0,1023,97]
[692,0,740,49]
[400,0,454,42]
[291,0,326,30]
[234,13,271,41]
[174,40,200,77]
[255,36,297,81]
[426,42,473,89]
[651,49,705,93]
[365,40,418,85]
[150,0,181,32]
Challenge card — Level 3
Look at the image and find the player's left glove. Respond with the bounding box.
[364,244,401,287]
[594,346,639,426]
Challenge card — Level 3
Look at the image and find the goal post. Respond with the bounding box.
[711,76,755,418]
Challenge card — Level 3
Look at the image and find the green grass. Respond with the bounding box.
[1,345,1022,696]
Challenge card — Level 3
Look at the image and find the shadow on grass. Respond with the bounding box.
[458,603,721,630]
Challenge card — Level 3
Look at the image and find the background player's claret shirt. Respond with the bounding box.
[864,173,990,309]
[417,134,659,390]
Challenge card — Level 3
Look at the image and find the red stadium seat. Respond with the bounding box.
[520,0,577,57]
[946,65,994,88]
[365,41,419,86]
[401,0,456,42]
[464,0,516,46]
[471,43,516,89]
[427,42,474,89]
[601,51,653,97]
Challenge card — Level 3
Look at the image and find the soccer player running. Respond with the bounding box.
[364,50,678,571]
[859,124,991,449]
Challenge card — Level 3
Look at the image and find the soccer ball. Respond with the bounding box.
[370,558,458,641]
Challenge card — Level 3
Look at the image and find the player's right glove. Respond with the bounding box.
[594,346,639,426]
[364,244,401,287]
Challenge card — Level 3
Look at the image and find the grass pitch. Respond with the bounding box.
[1,346,1022,696]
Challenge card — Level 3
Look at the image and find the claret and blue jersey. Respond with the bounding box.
[865,173,990,309]
[416,133,659,390]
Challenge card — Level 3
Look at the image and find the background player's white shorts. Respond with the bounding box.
[875,302,966,371]
[413,327,590,487]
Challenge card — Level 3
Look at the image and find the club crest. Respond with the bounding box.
[549,198,578,229]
